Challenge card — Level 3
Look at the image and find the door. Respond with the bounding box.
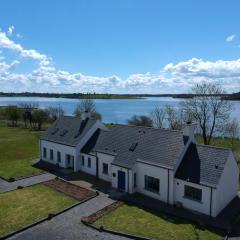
[118,170,126,192]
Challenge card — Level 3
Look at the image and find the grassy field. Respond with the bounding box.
[0,122,43,179]
[0,184,78,236]
[94,204,223,240]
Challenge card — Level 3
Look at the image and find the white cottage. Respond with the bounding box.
[40,114,239,217]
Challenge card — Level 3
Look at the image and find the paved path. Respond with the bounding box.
[9,193,129,240]
[0,173,55,193]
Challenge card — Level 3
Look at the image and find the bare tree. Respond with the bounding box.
[225,118,240,149]
[74,99,96,117]
[74,99,102,120]
[151,107,165,128]
[19,103,38,128]
[165,105,182,130]
[47,105,64,121]
[32,109,49,130]
[181,83,232,145]
[128,115,153,127]
[5,106,21,126]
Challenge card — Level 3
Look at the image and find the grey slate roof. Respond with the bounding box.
[175,143,231,187]
[92,124,185,169]
[40,116,97,146]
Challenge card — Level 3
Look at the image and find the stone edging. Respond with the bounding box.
[0,191,98,240]
[81,201,152,240]
[81,221,152,240]
[0,171,46,183]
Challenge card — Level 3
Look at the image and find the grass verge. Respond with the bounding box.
[0,184,78,236]
[94,204,223,240]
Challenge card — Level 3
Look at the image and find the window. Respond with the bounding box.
[102,163,108,175]
[134,173,137,188]
[43,147,47,158]
[82,156,85,166]
[50,149,54,160]
[184,185,202,202]
[88,157,91,168]
[144,175,159,193]
[57,151,61,162]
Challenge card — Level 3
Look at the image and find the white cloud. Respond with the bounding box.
[7,25,15,36]
[0,27,240,93]
[226,34,236,42]
[0,29,50,66]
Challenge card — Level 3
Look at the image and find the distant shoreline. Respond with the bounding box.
[0,92,239,100]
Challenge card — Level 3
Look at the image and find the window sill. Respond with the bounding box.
[183,196,202,204]
[102,172,108,175]
[144,188,160,195]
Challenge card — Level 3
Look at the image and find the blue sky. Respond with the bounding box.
[0,0,240,93]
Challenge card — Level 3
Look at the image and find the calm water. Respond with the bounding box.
[0,97,239,124]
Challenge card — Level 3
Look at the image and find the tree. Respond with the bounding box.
[127,115,153,127]
[151,107,165,128]
[5,106,21,126]
[225,118,240,149]
[47,105,64,121]
[74,99,102,120]
[181,83,232,145]
[164,105,182,130]
[74,99,96,116]
[19,103,38,128]
[32,109,49,130]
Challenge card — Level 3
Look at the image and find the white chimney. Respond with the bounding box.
[81,111,91,120]
[182,121,197,143]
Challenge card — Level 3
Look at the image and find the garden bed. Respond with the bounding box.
[43,178,97,200]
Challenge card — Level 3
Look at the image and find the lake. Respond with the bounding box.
[0,96,239,124]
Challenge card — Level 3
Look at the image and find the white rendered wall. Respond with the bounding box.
[212,153,239,217]
[40,140,76,168]
[97,152,114,182]
[78,153,97,176]
[174,179,211,216]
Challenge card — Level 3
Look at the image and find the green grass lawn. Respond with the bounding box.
[0,122,43,179]
[0,184,78,236]
[94,204,223,240]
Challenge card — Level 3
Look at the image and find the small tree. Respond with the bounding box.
[165,105,182,130]
[47,105,64,121]
[127,115,153,127]
[225,118,240,149]
[181,83,232,145]
[32,109,49,130]
[151,107,165,128]
[5,106,21,126]
[19,103,38,128]
[74,99,102,120]
[74,99,96,117]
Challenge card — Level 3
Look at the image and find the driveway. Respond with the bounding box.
[9,193,129,240]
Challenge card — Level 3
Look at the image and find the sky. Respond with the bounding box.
[0,0,240,94]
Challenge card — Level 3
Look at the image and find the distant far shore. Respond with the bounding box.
[0,92,239,100]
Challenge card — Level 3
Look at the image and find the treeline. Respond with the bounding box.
[0,92,138,99]
[0,104,64,130]
[0,91,239,100]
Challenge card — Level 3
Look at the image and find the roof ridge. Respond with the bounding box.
[113,123,182,133]
[197,143,231,152]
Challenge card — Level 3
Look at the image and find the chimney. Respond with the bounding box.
[182,121,197,143]
[81,111,91,120]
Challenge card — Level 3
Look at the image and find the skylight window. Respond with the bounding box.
[129,142,138,152]
[51,128,59,135]
[59,129,68,136]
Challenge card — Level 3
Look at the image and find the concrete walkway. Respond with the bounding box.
[0,173,55,193]
[9,193,129,240]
